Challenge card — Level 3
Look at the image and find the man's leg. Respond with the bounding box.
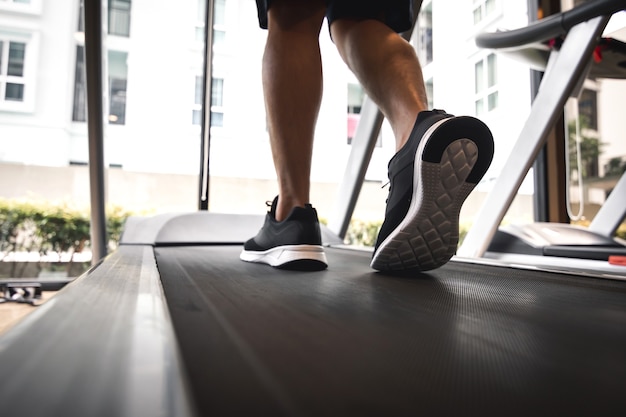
[263,0,326,221]
[331,19,427,151]
[240,0,328,270]
[331,17,494,272]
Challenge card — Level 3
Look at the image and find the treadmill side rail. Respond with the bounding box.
[0,246,197,417]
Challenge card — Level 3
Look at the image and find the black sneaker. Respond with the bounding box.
[240,197,328,270]
[371,110,494,272]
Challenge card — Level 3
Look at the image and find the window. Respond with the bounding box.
[192,75,203,125]
[210,77,224,127]
[107,51,128,124]
[0,0,32,4]
[416,2,433,65]
[578,88,598,130]
[214,0,226,26]
[0,0,41,13]
[213,0,226,49]
[72,46,128,125]
[195,0,206,42]
[347,82,364,144]
[425,78,434,110]
[346,82,381,146]
[213,30,226,48]
[566,88,600,182]
[473,0,497,25]
[71,46,86,122]
[196,0,227,45]
[0,39,26,102]
[108,78,126,124]
[474,53,498,115]
[108,0,131,37]
[77,0,131,36]
[191,76,224,127]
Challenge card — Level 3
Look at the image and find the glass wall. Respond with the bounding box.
[0,0,537,257]
[204,0,537,245]
[2,0,623,274]
[0,0,208,274]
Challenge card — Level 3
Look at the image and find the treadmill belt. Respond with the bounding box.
[156,246,626,417]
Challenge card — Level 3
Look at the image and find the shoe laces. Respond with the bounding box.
[381,181,391,203]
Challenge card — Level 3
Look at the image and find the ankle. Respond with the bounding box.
[275,196,306,222]
[394,119,417,152]
[394,110,433,151]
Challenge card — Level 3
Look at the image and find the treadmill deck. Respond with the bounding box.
[156,245,626,417]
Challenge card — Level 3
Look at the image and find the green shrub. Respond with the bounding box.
[107,205,131,250]
[345,218,625,248]
[343,218,471,248]
[345,219,382,247]
[0,199,131,260]
[34,205,90,256]
[0,200,39,257]
[3,198,623,259]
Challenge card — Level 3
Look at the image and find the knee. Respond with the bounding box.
[330,19,387,54]
[267,0,326,34]
[329,18,356,47]
[331,18,411,60]
[329,19,362,61]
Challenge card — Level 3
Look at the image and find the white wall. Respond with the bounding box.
[2,0,624,220]
[0,0,534,181]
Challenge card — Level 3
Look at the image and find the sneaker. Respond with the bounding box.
[240,197,328,270]
[371,110,494,272]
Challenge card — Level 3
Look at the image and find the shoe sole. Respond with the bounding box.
[240,245,328,271]
[371,117,493,272]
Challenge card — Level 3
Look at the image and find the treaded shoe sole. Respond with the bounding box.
[371,117,493,272]
[240,245,328,271]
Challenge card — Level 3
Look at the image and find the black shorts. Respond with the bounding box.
[255,0,414,33]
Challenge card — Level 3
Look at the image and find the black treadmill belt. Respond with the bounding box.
[155,246,626,417]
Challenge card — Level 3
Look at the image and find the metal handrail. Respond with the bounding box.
[476,0,625,49]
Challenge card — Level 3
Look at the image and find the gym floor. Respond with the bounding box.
[0,292,56,335]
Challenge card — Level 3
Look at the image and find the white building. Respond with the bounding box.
[1,0,624,223]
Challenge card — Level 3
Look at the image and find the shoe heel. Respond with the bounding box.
[422,116,494,184]
[372,117,494,272]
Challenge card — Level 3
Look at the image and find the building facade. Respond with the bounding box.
[1,0,624,223]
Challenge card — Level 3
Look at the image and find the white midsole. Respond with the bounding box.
[374,118,449,254]
[240,245,327,267]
